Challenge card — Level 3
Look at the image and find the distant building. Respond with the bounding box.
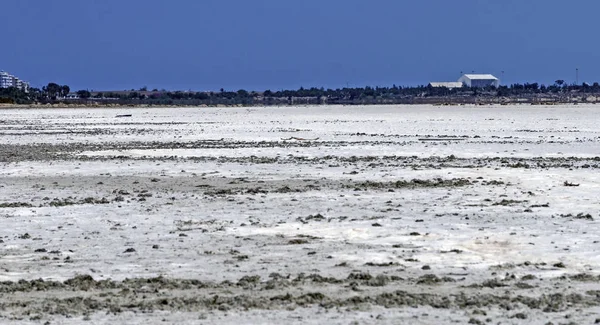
[428,82,464,89]
[430,74,500,90]
[458,74,500,88]
[0,70,30,92]
[0,71,11,89]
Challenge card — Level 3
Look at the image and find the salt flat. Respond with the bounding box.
[1,105,600,324]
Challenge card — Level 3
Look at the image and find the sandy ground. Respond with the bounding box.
[1,104,600,324]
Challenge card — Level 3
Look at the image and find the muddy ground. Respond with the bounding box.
[1,105,600,324]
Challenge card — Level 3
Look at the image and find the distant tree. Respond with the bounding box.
[0,86,31,104]
[46,83,61,99]
[76,90,91,99]
[29,87,42,97]
[60,85,70,98]
[363,86,375,97]
[555,80,565,87]
[496,86,509,97]
[139,86,148,91]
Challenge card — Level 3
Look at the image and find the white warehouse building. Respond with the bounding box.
[458,74,500,88]
[430,74,500,89]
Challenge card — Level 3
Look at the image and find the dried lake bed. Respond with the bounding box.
[1,104,600,324]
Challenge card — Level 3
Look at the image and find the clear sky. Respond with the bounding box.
[1,0,597,91]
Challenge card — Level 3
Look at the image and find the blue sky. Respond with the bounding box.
[1,0,597,91]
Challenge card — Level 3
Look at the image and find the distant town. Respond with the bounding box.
[2,70,600,106]
[0,70,30,93]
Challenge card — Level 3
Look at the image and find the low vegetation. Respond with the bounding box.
[3,80,600,105]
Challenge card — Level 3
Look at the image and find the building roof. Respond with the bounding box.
[429,82,464,88]
[461,74,498,80]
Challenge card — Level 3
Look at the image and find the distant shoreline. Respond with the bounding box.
[0,99,595,109]
[4,81,600,108]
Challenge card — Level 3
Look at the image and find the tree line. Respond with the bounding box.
[2,80,600,105]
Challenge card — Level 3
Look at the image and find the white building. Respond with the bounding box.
[458,74,500,88]
[0,71,12,88]
[0,70,30,92]
[428,82,464,89]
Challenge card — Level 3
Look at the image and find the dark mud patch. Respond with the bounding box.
[350,178,473,190]
[0,197,117,209]
[416,274,457,285]
[1,274,597,318]
[0,202,34,208]
[492,199,528,206]
[560,213,594,221]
